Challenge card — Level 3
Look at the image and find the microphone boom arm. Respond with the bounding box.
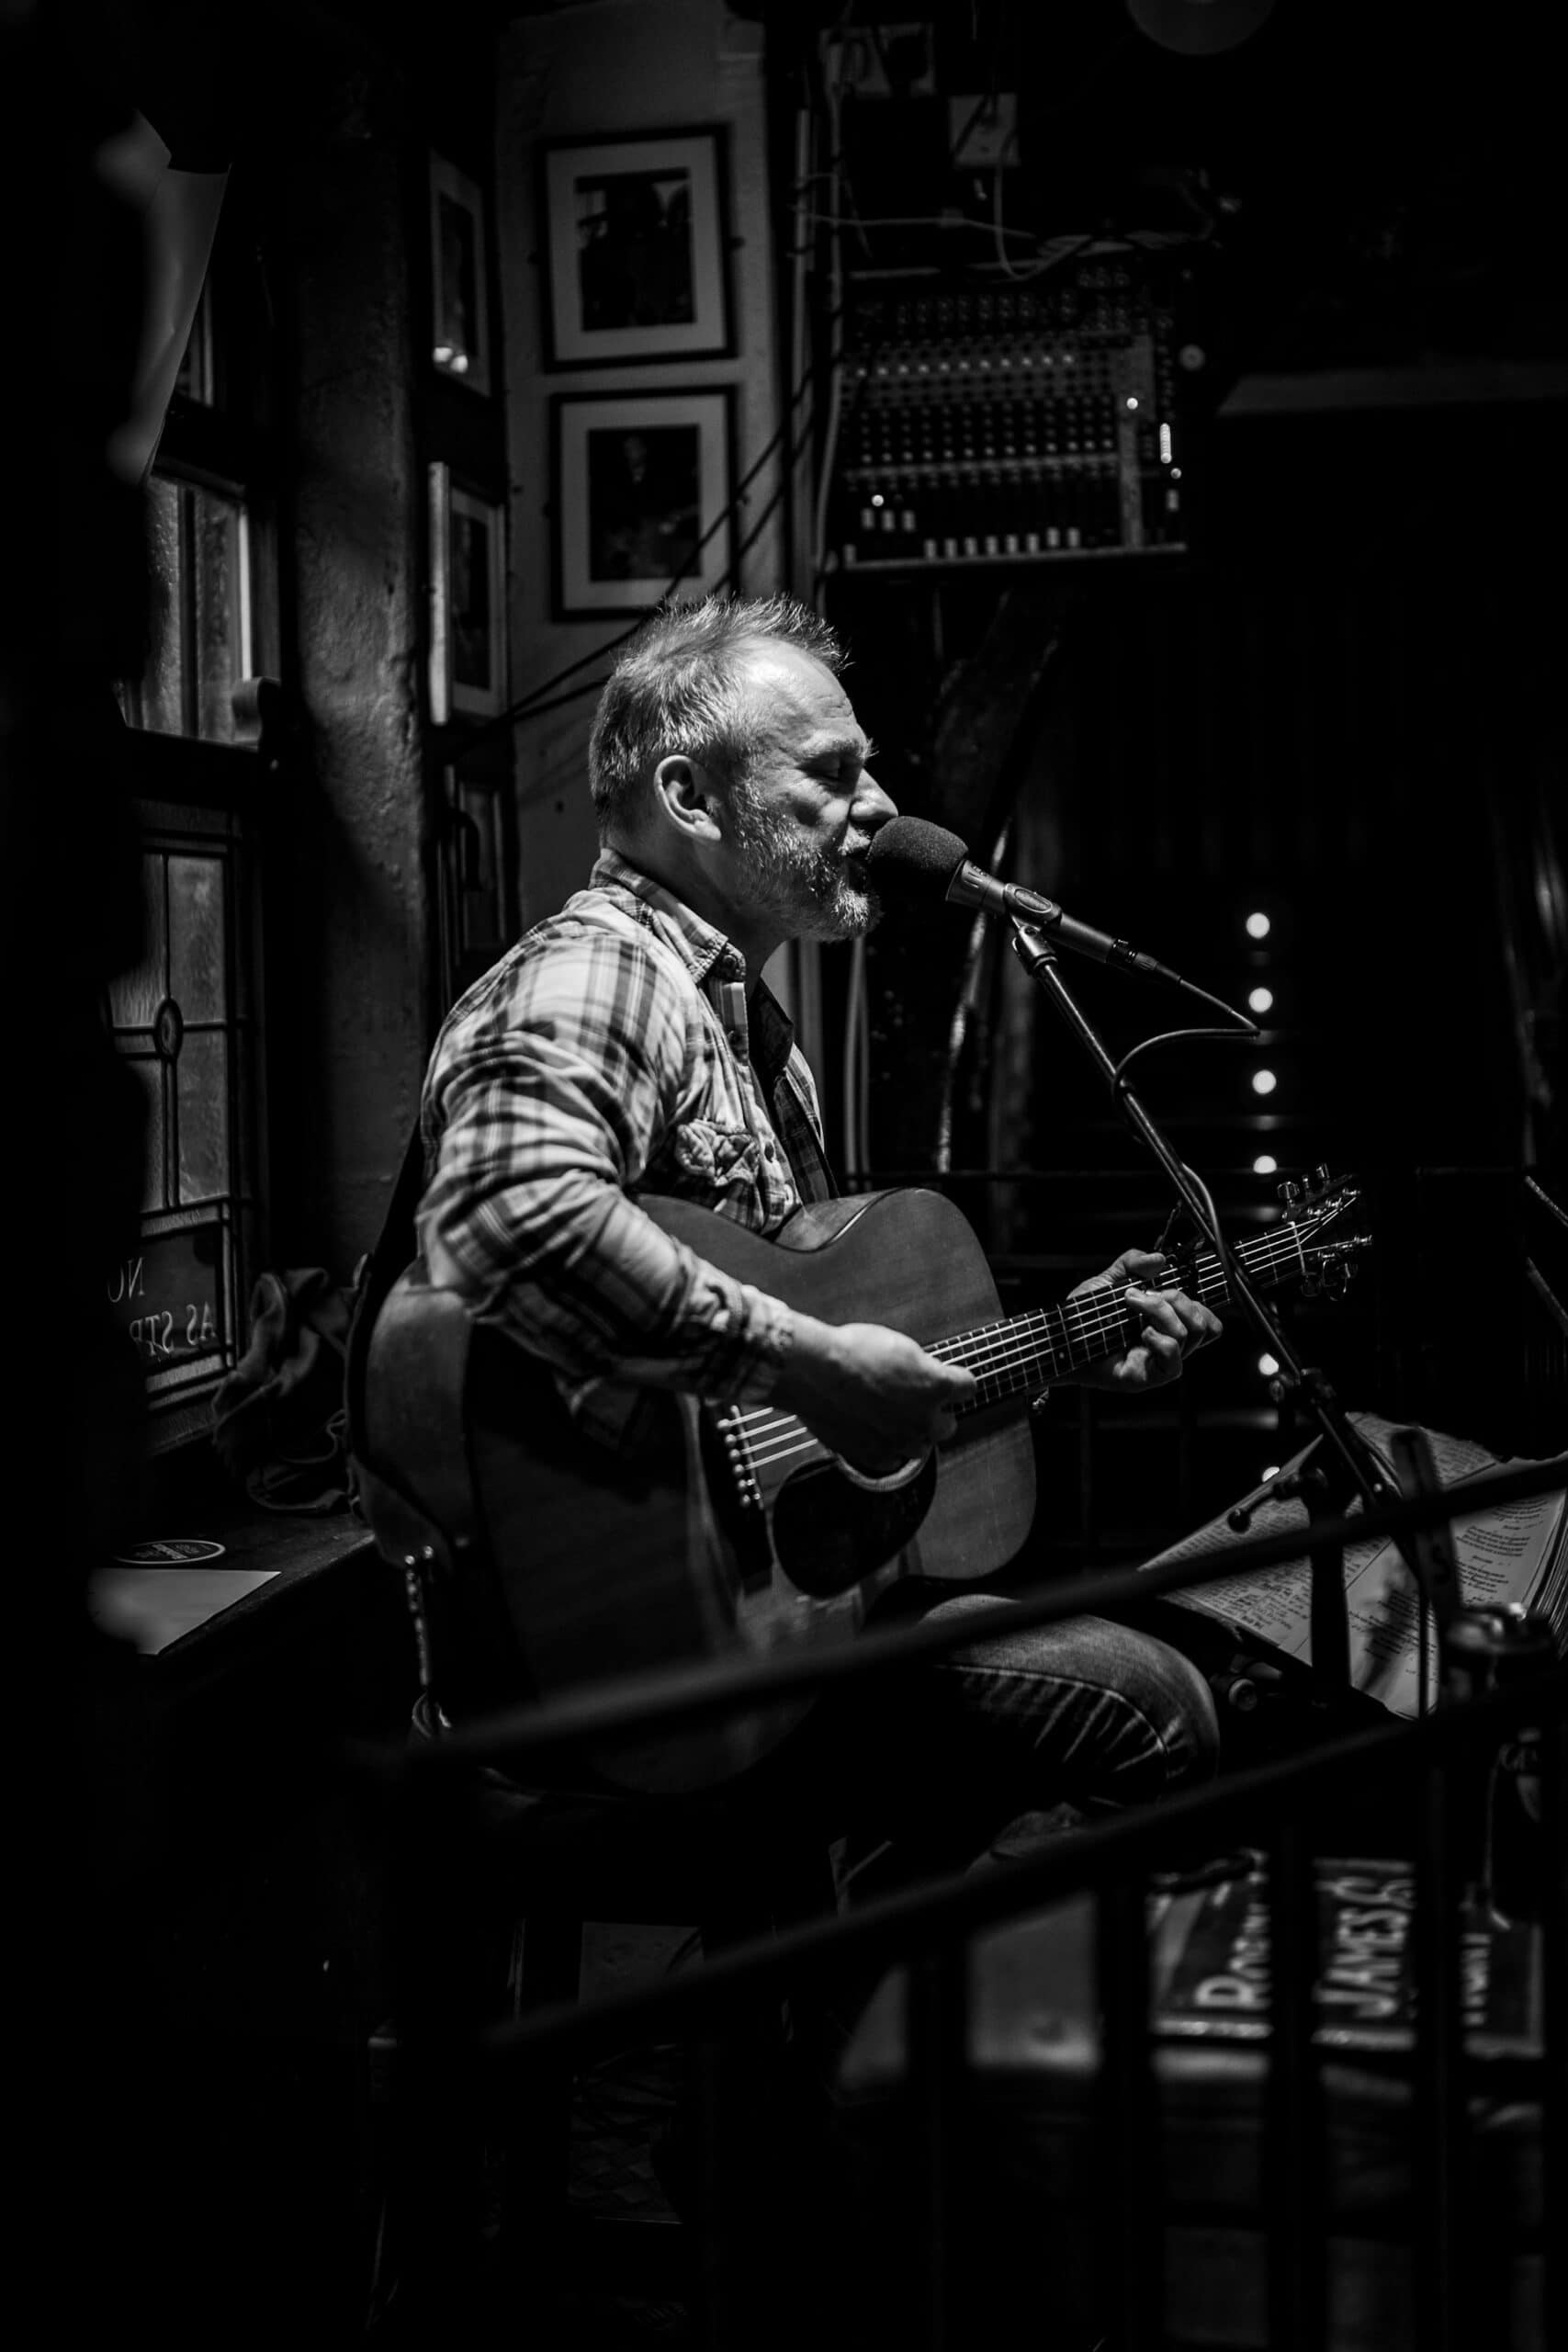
[947,862,1256,1028]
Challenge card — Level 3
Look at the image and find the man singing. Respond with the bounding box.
[416,592,1220,1870]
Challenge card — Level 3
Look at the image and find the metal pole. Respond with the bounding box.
[1095,1875,1160,2349]
[1263,1821,1326,2352]
[907,1941,969,2351]
[1411,1762,1468,2351]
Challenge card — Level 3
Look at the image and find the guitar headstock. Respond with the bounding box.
[1276,1165,1371,1299]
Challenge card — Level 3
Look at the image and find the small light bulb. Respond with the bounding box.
[1261,1463,1280,1480]
[1246,911,1270,940]
[1252,1069,1278,1096]
[871,493,885,508]
[434,344,454,364]
[1125,395,1139,410]
[1248,986,1273,1014]
[452,352,469,374]
[1253,1154,1277,1175]
[1258,1355,1279,1378]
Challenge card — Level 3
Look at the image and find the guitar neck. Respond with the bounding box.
[933,1224,1314,1407]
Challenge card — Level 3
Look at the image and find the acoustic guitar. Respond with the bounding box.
[358,1179,1366,1791]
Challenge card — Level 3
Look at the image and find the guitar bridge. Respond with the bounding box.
[715,1406,763,1510]
[703,1405,773,1595]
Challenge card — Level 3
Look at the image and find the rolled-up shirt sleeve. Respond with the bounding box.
[416,922,796,1406]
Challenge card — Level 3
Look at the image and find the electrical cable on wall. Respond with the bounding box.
[445,323,838,768]
[934,820,1013,1174]
[840,933,866,1187]
[809,40,850,595]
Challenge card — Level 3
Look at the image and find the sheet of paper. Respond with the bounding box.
[1145,1412,1566,1719]
[88,1566,280,1654]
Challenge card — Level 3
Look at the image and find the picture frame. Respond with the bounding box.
[551,389,734,619]
[428,464,506,719]
[538,128,733,368]
[429,153,492,395]
[438,763,513,1004]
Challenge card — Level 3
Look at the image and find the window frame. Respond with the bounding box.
[112,182,281,1454]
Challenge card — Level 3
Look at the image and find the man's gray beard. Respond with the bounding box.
[727,775,880,941]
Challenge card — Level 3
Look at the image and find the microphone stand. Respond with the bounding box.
[1010,919,1403,1701]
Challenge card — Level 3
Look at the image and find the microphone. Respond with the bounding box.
[864,815,1185,986]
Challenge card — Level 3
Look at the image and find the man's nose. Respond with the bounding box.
[854,772,899,826]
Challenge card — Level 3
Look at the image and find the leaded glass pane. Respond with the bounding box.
[175,1029,229,1204]
[130,1056,166,1215]
[122,476,249,743]
[167,854,226,1023]
[139,476,185,736]
[193,487,245,741]
[107,854,168,1029]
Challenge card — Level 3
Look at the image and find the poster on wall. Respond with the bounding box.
[551,388,734,617]
[538,128,732,367]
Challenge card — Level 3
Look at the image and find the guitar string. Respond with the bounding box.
[733,1227,1321,1429]
[728,1224,1346,1475]
[732,1229,1328,1456]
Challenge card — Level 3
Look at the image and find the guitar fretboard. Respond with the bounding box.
[926,1221,1313,1408]
[722,1212,1340,1485]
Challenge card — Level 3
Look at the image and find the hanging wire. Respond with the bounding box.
[809,45,851,593]
[841,933,867,1187]
[1110,1023,1257,1096]
[935,819,1013,1175]
[445,311,842,769]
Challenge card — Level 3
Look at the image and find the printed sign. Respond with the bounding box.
[107,1222,226,1370]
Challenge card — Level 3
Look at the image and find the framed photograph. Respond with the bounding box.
[539,128,732,368]
[438,763,513,1002]
[551,389,734,619]
[429,153,491,395]
[428,464,506,719]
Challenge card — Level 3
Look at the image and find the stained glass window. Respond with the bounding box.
[105,798,258,1442]
[107,168,275,1455]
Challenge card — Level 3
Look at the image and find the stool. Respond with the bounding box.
[372,1690,840,2345]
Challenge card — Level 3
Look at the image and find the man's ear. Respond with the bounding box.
[651,753,724,843]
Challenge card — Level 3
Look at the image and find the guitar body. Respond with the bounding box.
[360,1169,1367,1792]
[361,1188,1036,1792]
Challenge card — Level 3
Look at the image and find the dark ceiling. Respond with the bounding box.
[818,1,1564,378]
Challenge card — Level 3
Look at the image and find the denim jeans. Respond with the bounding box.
[778,1584,1222,1879]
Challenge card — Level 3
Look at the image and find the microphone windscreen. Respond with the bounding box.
[863,815,969,903]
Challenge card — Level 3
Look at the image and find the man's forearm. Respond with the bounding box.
[420,1166,796,1405]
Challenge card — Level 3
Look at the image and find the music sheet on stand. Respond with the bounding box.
[1145,1412,1568,1720]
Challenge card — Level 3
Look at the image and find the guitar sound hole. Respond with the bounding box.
[771,1453,937,1598]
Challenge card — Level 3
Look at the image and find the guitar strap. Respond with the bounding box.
[343,1110,428,1473]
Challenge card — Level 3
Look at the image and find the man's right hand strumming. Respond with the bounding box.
[771,1316,976,1481]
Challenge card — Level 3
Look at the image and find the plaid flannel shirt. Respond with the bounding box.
[417,848,837,1441]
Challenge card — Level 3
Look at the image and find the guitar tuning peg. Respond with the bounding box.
[1308,1163,1330,1198]
[1277,1179,1303,1210]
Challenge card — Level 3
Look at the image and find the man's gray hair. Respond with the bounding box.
[587,593,845,837]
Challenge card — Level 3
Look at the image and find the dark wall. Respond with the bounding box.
[814,0,1566,1456]
[837,395,1562,1175]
